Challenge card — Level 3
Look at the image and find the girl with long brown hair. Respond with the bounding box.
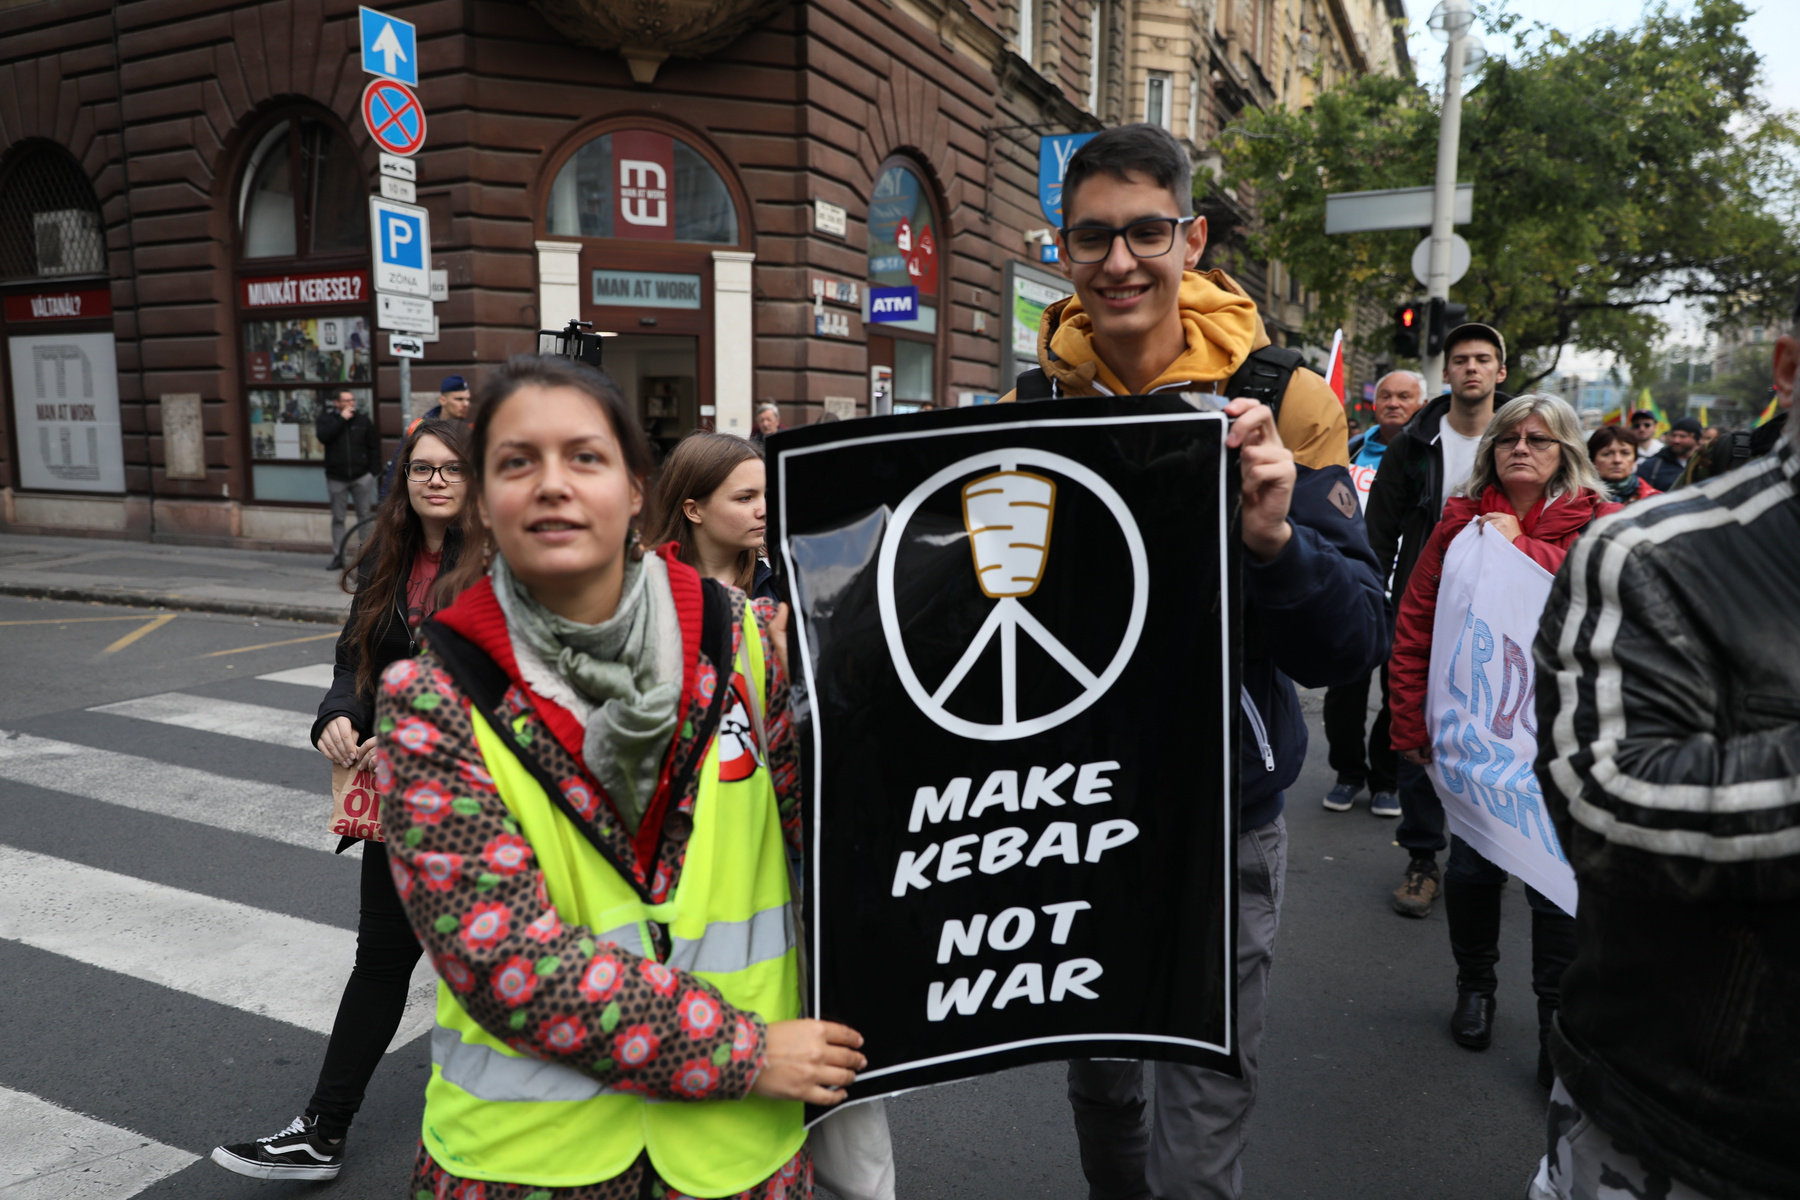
[650,430,778,600]
[211,417,482,1181]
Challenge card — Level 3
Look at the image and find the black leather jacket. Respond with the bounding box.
[1532,436,1800,1200]
[1364,391,1510,602]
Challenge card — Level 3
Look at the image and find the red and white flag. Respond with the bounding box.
[1324,328,1346,405]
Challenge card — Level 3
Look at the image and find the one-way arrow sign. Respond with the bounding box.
[359,7,418,86]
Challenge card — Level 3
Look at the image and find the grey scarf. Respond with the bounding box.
[491,552,681,832]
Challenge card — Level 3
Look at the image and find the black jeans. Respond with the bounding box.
[305,842,424,1140]
[1395,759,1448,861]
[1320,665,1396,794]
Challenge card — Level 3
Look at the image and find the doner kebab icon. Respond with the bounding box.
[961,470,1056,599]
[876,448,1149,741]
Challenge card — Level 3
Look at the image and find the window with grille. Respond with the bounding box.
[0,144,106,282]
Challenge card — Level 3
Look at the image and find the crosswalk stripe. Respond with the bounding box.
[258,662,336,688]
[0,730,343,856]
[0,1084,197,1198]
[0,845,436,1047]
[87,692,315,752]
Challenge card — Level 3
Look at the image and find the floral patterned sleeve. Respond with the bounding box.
[375,652,769,1102]
[748,596,802,860]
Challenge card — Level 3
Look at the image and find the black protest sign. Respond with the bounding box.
[768,396,1241,1110]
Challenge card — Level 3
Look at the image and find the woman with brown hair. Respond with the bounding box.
[212,418,481,1180]
[376,355,860,1199]
[650,431,778,600]
[1587,424,1660,504]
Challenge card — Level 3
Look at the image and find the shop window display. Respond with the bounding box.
[243,316,372,462]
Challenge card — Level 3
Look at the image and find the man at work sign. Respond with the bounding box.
[768,396,1240,1107]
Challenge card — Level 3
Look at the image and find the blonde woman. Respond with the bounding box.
[1386,395,1619,1086]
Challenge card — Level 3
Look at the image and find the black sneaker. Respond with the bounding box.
[211,1114,344,1181]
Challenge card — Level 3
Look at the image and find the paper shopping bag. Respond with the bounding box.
[330,762,385,842]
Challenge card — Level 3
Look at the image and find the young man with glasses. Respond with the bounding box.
[1016,123,1388,1200]
[1365,322,1511,919]
[1001,130,1349,471]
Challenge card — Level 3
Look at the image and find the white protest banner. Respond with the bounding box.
[1348,463,1375,511]
[1424,522,1577,916]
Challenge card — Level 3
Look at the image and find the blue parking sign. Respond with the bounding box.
[360,7,418,86]
[369,197,431,298]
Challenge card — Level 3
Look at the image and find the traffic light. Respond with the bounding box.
[1425,299,1469,358]
[1393,300,1424,357]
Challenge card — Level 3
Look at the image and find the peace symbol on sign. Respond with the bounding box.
[876,448,1148,741]
[361,79,427,157]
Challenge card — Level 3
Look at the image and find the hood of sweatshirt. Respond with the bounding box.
[1038,268,1263,395]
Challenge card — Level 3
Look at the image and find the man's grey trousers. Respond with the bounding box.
[1067,816,1288,1200]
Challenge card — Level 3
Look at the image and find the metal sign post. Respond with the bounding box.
[1423,0,1474,394]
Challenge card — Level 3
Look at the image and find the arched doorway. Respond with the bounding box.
[232,113,374,504]
[865,157,942,414]
[0,141,123,496]
[540,122,752,455]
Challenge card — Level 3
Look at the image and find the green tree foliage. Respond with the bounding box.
[1215,1,1799,389]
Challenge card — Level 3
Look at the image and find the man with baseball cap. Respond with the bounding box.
[1364,320,1511,918]
[1628,408,1664,458]
[406,375,471,436]
[1638,414,1701,491]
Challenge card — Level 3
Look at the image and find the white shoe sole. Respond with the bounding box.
[1321,796,1356,812]
[210,1146,342,1181]
[1370,802,1401,818]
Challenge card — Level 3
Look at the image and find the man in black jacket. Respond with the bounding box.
[315,389,381,560]
[1364,323,1509,917]
[1526,309,1798,1200]
[1638,415,1701,491]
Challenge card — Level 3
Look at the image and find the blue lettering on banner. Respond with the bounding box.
[868,285,920,324]
[1434,708,1568,864]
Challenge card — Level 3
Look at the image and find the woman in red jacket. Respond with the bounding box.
[1388,394,1620,1087]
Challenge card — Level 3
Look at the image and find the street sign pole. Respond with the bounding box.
[1424,2,1472,395]
[399,355,412,427]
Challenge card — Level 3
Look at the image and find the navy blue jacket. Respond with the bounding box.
[1238,462,1390,829]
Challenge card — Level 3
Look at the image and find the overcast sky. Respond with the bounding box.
[1402,1,1794,373]
[1409,0,1796,115]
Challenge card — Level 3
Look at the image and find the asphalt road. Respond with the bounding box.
[0,594,1548,1198]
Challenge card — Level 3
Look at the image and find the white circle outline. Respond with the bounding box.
[876,448,1148,740]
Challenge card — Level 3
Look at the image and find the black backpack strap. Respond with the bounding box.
[420,581,738,905]
[1223,345,1306,424]
[1013,367,1056,402]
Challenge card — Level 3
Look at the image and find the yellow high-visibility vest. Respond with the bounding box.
[421,602,803,1196]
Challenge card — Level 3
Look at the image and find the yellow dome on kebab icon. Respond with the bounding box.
[961,470,1057,599]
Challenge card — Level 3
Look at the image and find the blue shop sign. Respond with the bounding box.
[1038,132,1100,225]
[868,285,919,324]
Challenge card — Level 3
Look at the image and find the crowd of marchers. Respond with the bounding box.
[196,124,1795,1200]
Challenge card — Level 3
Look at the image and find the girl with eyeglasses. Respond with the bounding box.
[210,417,482,1180]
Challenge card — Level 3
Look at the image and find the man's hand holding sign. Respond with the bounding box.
[1223,396,1296,564]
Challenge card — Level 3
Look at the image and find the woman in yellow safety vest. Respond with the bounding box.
[376,354,865,1199]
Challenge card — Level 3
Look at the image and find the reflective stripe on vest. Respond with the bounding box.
[422,598,804,1195]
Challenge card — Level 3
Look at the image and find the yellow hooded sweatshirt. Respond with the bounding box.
[999,268,1350,470]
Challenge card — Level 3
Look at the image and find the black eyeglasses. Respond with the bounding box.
[405,461,467,482]
[1061,217,1197,264]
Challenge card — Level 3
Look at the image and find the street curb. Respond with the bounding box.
[0,581,346,625]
